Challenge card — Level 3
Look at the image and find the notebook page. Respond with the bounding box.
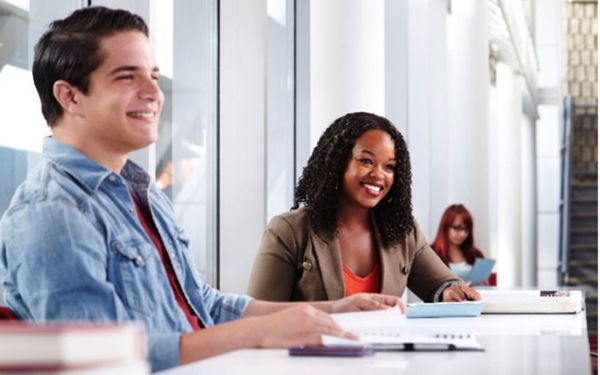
[330,305,408,334]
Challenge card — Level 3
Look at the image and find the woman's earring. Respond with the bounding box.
[386,196,393,204]
[335,182,339,190]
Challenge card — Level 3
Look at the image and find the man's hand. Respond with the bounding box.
[253,294,405,349]
[180,295,405,365]
[180,304,357,365]
[331,293,406,314]
[442,284,481,302]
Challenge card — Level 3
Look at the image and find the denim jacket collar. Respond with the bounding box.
[43,137,150,193]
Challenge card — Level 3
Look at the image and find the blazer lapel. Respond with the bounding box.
[309,228,345,300]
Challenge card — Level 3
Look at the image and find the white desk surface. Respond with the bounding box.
[158,312,592,375]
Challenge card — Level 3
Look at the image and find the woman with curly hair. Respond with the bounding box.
[248,112,480,303]
[431,204,488,285]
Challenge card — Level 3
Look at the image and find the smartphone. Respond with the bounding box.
[289,346,375,357]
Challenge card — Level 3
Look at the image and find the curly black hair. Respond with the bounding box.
[293,112,414,247]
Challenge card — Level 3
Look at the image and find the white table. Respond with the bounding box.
[158,312,592,375]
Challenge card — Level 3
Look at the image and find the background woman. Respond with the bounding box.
[431,204,487,284]
[248,112,479,303]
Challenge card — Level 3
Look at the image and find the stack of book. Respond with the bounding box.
[478,289,584,314]
[0,321,149,374]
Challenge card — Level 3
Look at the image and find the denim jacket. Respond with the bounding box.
[0,137,252,372]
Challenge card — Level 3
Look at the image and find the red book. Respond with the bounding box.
[0,322,147,372]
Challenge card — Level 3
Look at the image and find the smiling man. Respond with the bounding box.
[50,26,162,172]
[0,7,404,373]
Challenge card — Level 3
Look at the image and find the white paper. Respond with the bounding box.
[330,305,408,334]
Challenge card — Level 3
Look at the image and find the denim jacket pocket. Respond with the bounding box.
[112,236,162,315]
[174,226,202,288]
[174,226,190,247]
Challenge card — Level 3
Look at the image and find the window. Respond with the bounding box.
[0,1,79,213]
[0,0,220,287]
[153,0,219,284]
[267,0,296,221]
[0,0,84,304]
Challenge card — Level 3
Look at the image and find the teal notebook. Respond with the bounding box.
[406,301,484,318]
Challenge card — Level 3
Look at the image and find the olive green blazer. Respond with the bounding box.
[248,207,460,302]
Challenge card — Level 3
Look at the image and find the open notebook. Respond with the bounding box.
[322,332,483,351]
[326,306,483,351]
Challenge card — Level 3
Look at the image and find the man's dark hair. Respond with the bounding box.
[33,6,149,127]
[293,112,414,248]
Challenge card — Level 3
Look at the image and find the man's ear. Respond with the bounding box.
[52,80,84,116]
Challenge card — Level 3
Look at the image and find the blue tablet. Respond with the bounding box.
[406,301,484,318]
[466,258,496,283]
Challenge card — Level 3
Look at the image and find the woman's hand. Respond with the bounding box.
[442,284,481,302]
[331,293,406,314]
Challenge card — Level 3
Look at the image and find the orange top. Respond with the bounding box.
[342,261,381,297]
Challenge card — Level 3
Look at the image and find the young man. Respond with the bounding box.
[0,7,404,372]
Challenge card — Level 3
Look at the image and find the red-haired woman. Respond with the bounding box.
[431,204,487,285]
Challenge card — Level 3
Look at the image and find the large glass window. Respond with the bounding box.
[0,0,84,304]
[153,0,219,285]
[0,0,220,289]
[0,1,76,214]
[267,0,296,221]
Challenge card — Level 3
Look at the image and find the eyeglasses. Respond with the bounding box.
[449,225,470,233]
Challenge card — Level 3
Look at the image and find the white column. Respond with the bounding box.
[536,105,562,286]
[494,62,522,287]
[219,0,267,293]
[439,0,490,249]
[405,0,432,232]
[521,114,538,287]
[488,85,499,262]
[384,0,408,136]
[309,0,385,149]
[535,0,563,286]
[424,0,448,237]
